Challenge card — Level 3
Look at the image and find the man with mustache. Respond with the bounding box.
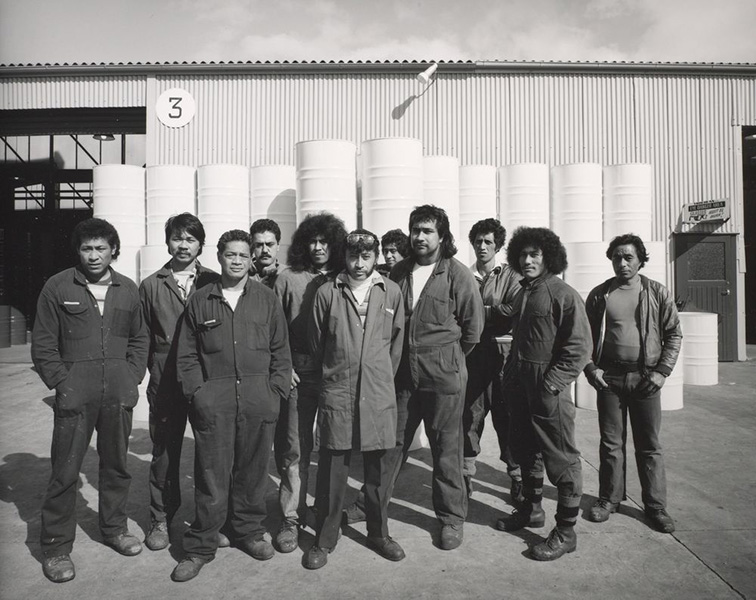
[249,218,283,289]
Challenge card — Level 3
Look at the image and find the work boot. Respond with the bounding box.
[588,499,618,523]
[367,536,406,561]
[104,531,143,556]
[530,526,577,561]
[171,557,209,582]
[439,524,463,550]
[645,508,675,533]
[42,554,75,583]
[510,478,525,508]
[303,545,331,570]
[274,519,299,553]
[342,502,367,525]
[496,503,546,532]
[464,475,474,498]
[145,519,170,551]
[217,532,231,548]
[238,537,275,561]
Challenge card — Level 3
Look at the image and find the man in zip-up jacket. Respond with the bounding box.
[171,230,291,582]
[139,213,219,551]
[583,234,681,534]
[495,227,592,562]
[32,218,148,583]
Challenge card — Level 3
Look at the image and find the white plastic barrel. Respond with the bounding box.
[360,138,424,238]
[640,241,667,287]
[660,342,684,410]
[146,165,196,246]
[93,165,146,247]
[550,163,603,243]
[498,163,550,234]
[574,373,597,411]
[10,307,26,345]
[197,164,250,250]
[135,381,149,423]
[603,164,653,242]
[139,245,170,282]
[563,242,614,300]
[295,140,357,231]
[459,165,498,266]
[424,156,461,244]
[113,245,140,285]
[678,312,718,385]
[250,165,297,260]
[0,305,10,348]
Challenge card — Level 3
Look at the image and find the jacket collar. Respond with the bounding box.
[335,270,386,290]
[208,276,252,299]
[518,271,556,290]
[74,265,121,286]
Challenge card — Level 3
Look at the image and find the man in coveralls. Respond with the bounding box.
[249,218,283,288]
[32,217,149,583]
[139,213,218,551]
[495,226,592,561]
[462,218,523,503]
[304,229,405,569]
[272,213,346,553]
[171,229,291,582]
[584,234,681,533]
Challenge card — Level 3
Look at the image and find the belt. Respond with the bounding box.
[599,360,641,374]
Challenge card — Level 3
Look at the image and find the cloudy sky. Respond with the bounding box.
[1,0,755,65]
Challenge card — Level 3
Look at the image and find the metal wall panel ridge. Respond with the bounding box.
[0,76,145,110]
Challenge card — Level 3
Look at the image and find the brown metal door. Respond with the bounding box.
[674,233,738,361]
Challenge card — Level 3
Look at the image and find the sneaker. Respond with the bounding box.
[275,520,299,553]
[145,520,170,551]
[646,508,675,533]
[42,554,75,583]
[588,499,618,523]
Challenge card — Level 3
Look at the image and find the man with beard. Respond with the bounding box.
[249,218,283,288]
[304,229,405,569]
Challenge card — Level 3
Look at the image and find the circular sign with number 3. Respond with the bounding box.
[156,88,196,128]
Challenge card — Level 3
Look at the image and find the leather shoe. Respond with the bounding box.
[439,523,463,550]
[496,504,546,532]
[646,508,675,533]
[342,502,366,525]
[367,536,406,561]
[171,557,208,582]
[42,554,75,583]
[217,532,231,548]
[588,499,618,523]
[145,520,169,551]
[530,526,577,561]
[239,537,275,560]
[105,532,143,556]
[303,545,331,570]
[275,520,299,553]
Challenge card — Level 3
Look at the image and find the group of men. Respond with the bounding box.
[30,202,681,584]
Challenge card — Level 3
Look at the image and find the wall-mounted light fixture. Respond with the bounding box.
[93,133,115,142]
[417,63,438,86]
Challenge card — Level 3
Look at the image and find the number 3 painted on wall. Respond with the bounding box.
[157,88,195,128]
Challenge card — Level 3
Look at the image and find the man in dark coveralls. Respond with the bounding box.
[171,229,291,582]
[32,217,149,583]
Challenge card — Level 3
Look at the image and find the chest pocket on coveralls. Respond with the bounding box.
[198,320,223,354]
[60,302,92,340]
[419,294,449,326]
[247,319,269,351]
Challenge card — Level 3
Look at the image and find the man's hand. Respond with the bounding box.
[587,368,609,391]
[291,369,301,389]
[636,371,666,397]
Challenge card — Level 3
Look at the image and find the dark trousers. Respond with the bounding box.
[273,367,320,522]
[463,340,519,478]
[184,381,276,560]
[314,448,391,549]
[507,361,582,525]
[597,370,667,510]
[41,365,134,558]
[148,390,188,523]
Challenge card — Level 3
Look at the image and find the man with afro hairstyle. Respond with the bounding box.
[495,226,592,562]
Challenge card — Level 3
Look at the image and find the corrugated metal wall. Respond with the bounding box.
[0,76,145,109]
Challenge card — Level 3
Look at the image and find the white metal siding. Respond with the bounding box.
[0,76,145,109]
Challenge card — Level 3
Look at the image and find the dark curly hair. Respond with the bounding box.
[380,229,410,258]
[605,234,649,268]
[72,217,121,259]
[287,212,347,273]
[468,218,506,250]
[250,218,281,243]
[408,204,457,259]
[164,213,206,255]
[216,229,251,254]
[506,227,568,276]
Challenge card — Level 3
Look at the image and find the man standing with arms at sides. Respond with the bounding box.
[139,213,219,551]
[249,218,283,288]
[584,234,681,534]
[304,229,406,569]
[377,228,410,276]
[463,218,523,504]
[32,218,148,583]
[171,230,291,582]
[495,227,592,561]
[272,212,346,553]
